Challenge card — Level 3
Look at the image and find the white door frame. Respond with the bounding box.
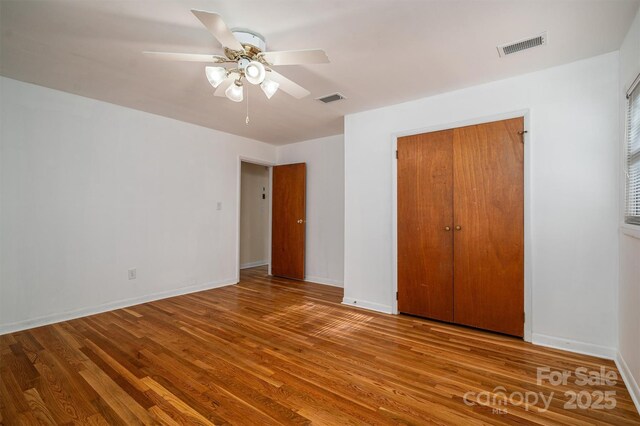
[390,109,533,341]
[236,156,276,282]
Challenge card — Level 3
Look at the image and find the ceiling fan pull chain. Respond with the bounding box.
[246,85,250,125]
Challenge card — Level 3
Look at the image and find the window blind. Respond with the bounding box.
[626,81,640,225]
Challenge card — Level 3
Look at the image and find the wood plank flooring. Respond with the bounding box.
[1,266,638,425]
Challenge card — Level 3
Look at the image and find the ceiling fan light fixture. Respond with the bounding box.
[260,79,279,99]
[245,61,266,85]
[225,80,244,102]
[147,11,329,105]
[205,66,227,88]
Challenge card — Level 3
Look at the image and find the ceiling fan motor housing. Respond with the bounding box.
[231,29,266,54]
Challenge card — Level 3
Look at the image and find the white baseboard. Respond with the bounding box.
[615,351,640,415]
[342,297,393,314]
[531,333,617,360]
[240,260,268,269]
[0,278,237,335]
[305,275,343,287]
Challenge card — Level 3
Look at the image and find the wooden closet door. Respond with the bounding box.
[271,163,306,280]
[397,130,454,322]
[453,118,524,337]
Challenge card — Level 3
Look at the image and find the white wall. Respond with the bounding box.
[0,77,276,333]
[239,162,269,268]
[344,52,620,355]
[276,135,344,287]
[618,4,640,411]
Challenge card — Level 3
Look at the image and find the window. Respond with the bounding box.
[626,80,640,225]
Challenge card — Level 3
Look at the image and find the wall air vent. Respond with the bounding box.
[497,32,547,57]
[317,93,346,103]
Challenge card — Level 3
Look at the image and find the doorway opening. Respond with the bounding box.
[239,161,271,275]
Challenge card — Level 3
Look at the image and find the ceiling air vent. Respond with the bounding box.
[317,93,346,103]
[497,32,547,57]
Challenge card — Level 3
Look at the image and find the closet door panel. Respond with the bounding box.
[397,130,454,321]
[453,117,524,336]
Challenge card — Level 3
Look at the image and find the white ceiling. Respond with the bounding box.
[1,0,638,145]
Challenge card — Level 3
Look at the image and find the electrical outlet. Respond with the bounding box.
[128,268,137,280]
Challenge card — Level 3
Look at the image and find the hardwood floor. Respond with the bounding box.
[1,266,638,425]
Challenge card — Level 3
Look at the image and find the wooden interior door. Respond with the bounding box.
[397,130,454,321]
[271,163,306,280]
[452,118,524,336]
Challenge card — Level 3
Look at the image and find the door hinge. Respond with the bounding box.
[523,312,526,322]
[395,150,398,159]
[396,291,398,300]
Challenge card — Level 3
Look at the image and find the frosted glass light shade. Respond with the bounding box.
[245,61,266,85]
[225,82,244,102]
[260,79,279,99]
[205,66,227,88]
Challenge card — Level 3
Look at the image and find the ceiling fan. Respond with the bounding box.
[144,10,329,103]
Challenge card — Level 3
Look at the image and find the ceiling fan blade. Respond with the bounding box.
[259,49,329,66]
[191,10,244,52]
[214,74,240,96]
[267,70,310,99]
[143,51,229,63]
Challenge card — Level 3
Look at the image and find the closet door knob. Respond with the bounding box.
[455,225,462,231]
[444,226,451,231]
